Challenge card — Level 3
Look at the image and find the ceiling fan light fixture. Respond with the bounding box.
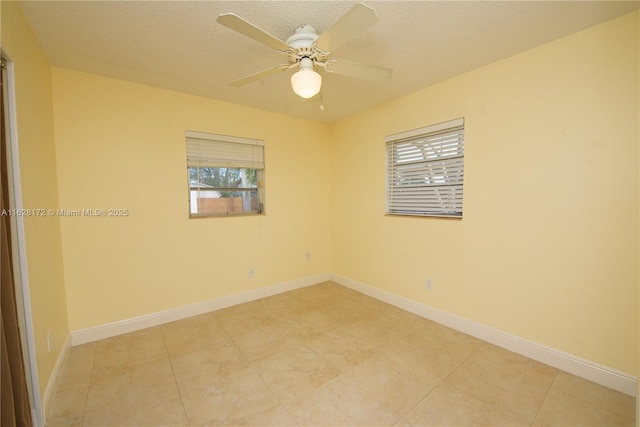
[291,60,322,99]
[218,4,391,103]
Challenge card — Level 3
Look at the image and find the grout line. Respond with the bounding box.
[530,370,559,426]
[547,372,637,423]
[215,306,303,425]
[391,338,484,424]
[80,342,98,427]
[386,321,444,421]
[398,378,445,424]
[159,325,191,426]
[215,308,305,426]
[228,301,325,425]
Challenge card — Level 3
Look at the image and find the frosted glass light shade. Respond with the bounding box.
[290,68,322,98]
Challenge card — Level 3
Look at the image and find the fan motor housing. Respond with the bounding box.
[286,25,328,64]
[286,25,319,48]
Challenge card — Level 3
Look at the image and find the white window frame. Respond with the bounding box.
[385,118,464,218]
[186,131,265,217]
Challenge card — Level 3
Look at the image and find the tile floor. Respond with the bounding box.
[46,281,636,426]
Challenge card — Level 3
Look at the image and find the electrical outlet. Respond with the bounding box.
[305,251,311,261]
[425,278,433,291]
[248,267,255,278]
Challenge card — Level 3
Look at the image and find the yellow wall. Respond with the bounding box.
[51,68,332,331]
[0,1,69,399]
[331,12,639,375]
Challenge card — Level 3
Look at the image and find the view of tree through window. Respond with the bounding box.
[186,131,265,217]
[189,167,257,196]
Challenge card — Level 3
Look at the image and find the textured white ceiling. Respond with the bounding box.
[19,1,639,123]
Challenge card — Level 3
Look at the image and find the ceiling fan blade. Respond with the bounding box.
[217,13,290,51]
[230,65,290,86]
[315,3,379,52]
[324,59,392,82]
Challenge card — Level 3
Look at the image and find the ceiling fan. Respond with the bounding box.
[216,3,392,101]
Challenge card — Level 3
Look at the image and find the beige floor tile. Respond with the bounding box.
[379,305,430,335]
[287,374,399,426]
[278,308,342,336]
[173,357,251,397]
[471,343,558,385]
[55,343,96,393]
[369,343,424,373]
[231,324,304,361]
[44,420,83,427]
[214,304,277,337]
[180,365,280,426]
[115,398,189,426]
[161,312,229,356]
[316,299,380,325]
[260,292,312,320]
[342,355,441,417]
[315,288,387,325]
[45,386,88,426]
[442,356,551,424]
[532,387,634,426]
[551,371,636,420]
[387,331,476,379]
[251,342,341,404]
[84,357,180,426]
[304,324,377,372]
[405,385,528,427]
[394,418,414,427]
[92,326,167,373]
[345,315,412,348]
[169,337,246,381]
[223,404,297,427]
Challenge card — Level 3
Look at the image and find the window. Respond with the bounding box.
[385,118,464,218]
[186,131,265,217]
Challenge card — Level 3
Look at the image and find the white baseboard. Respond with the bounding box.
[41,333,71,424]
[330,273,638,397]
[70,272,331,346]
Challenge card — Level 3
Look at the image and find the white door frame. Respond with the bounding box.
[2,53,44,427]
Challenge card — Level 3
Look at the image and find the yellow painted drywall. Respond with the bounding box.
[331,12,639,375]
[1,1,69,399]
[51,68,332,331]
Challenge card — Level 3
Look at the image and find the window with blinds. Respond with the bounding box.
[186,131,265,217]
[385,118,464,218]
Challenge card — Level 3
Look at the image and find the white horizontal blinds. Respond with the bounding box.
[186,132,264,169]
[386,118,464,217]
